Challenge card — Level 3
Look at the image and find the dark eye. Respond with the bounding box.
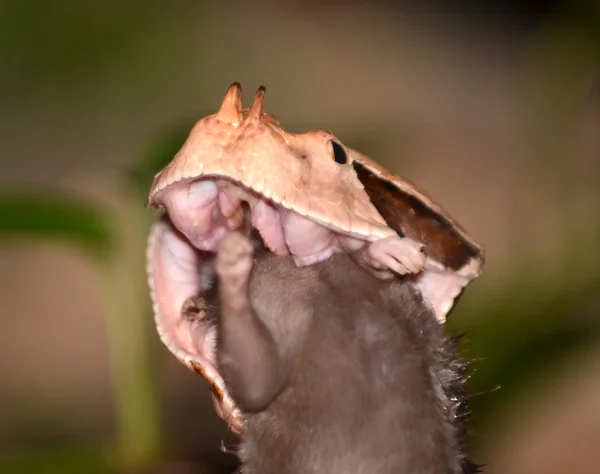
[330,140,348,165]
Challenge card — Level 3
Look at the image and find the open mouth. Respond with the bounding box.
[146,176,372,436]
[146,82,485,439]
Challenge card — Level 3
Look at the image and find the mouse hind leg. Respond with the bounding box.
[214,232,285,413]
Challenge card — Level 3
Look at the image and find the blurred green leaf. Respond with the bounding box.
[0,446,112,474]
[0,191,114,260]
[127,118,200,198]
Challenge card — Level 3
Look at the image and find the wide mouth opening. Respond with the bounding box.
[149,185,274,367]
[147,176,370,434]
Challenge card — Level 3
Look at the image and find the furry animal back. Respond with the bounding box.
[207,233,475,474]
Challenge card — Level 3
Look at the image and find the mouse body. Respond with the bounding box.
[208,233,475,474]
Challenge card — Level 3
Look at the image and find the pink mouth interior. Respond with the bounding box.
[156,177,360,263]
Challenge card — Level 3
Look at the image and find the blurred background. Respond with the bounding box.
[1,1,599,473]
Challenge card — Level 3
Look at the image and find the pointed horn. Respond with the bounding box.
[247,85,266,121]
[217,82,243,123]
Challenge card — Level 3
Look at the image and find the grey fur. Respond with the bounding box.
[208,240,475,474]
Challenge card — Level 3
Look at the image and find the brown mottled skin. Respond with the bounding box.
[206,232,478,474]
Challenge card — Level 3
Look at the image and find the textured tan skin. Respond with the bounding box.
[148,83,482,275]
[148,86,394,243]
[146,82,484,438]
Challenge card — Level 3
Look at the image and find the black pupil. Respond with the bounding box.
[331,141,347,165]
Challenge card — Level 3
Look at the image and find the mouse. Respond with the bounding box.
[203,231,478,474]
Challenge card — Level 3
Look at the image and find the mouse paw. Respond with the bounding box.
[215,232,254,288]
[353,235,426,278]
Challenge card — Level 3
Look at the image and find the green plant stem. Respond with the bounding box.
[100,194,162,473]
